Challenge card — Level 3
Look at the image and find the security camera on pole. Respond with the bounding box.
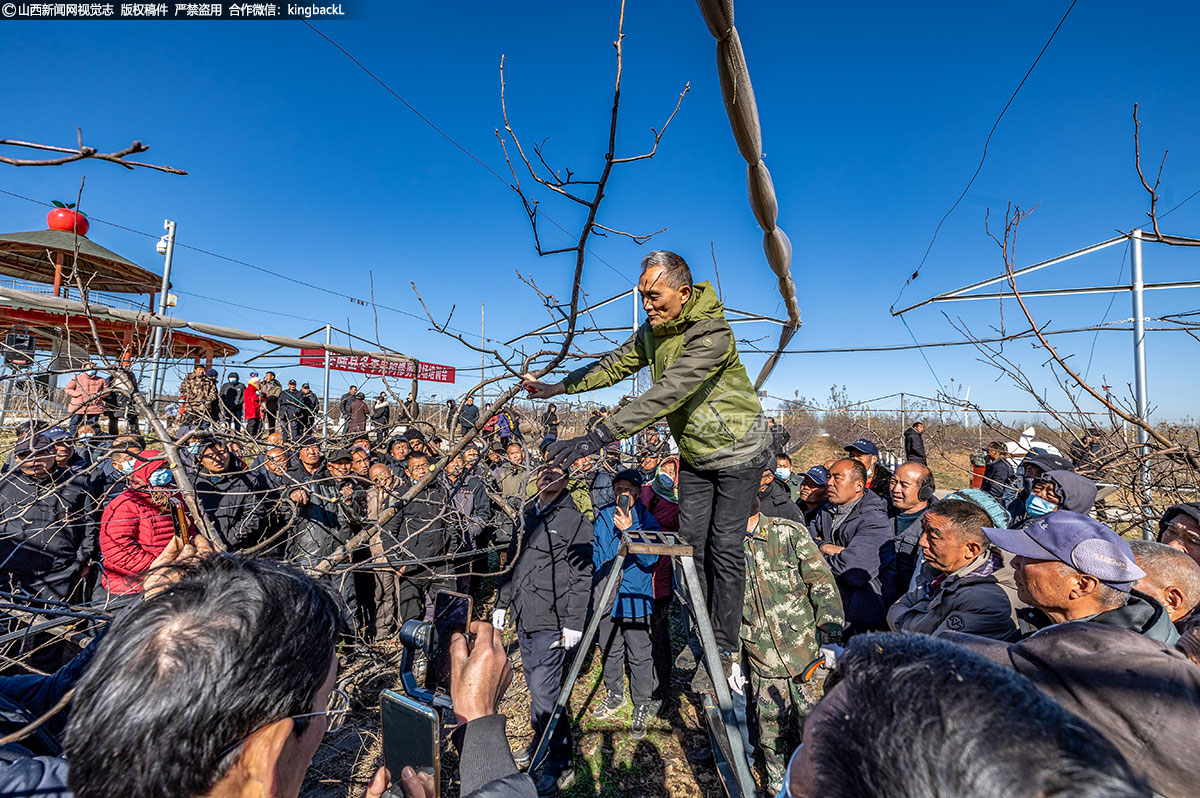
[148,220,176,404]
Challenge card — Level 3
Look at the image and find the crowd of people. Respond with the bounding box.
[0,250,1198,798]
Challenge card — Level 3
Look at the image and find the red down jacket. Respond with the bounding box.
[98,453,193,595]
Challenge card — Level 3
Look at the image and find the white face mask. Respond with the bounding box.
[775,468,791,481]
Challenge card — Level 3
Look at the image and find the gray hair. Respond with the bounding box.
[640,250,693,290]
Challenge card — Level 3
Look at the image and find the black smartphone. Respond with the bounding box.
[380,689,439,794]
[617,493,633,513]
[428,590,472,694]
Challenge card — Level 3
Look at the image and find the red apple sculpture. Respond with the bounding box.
[47,201,89,236]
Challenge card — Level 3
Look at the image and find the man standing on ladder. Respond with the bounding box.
[522,250,772,685]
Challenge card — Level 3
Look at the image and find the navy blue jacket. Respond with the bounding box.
[810,489,895,635]
[592,500,660,618]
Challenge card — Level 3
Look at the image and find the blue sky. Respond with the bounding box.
[2,0,1199,423]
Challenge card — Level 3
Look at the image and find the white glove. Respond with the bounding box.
[727,661,747,695]
[561,628,583,650]
[818,644,844,669]
[491,608,507,629]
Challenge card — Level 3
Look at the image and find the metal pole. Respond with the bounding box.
[148,220,176,404]
[1131,229,1153,539]
[0,364,11,430]
[475,303,480,408]
[322,324,332,437]
[900,392,905,429]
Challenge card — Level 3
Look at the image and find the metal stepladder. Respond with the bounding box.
[528,526,756,798]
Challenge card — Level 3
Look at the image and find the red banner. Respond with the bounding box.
[298,349,455,383]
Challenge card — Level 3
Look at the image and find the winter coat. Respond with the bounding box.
[442,470,490,550]
[0,641,102,798]
[903,427,927,464]
[640,481,678,600]
[345,396,368,433]
[380,481,452,578]
[758,477,803,523]
[219,380,243,415]
[563,281,770,471]
[742,515,844,678]
[279,389,305,418]
[982,457,1014,499]
[284,464,353,566]
[99,487,185,594]
[179,373,218,416]
[242,383,262,420]
[193,468,272,550]
[0,468,95,599]
[950,612,1200,798]
[888,548,1021,640]
[259,378,282,401]
[496,490,593,634]
[371,400,391,426]
[591,500,660,619]
[459,403,480,428]
[810,490,895,635]
[889,504,931,595]
[63,372,107,416]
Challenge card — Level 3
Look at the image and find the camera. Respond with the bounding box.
[383,591,472,795]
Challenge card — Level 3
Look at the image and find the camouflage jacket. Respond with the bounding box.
[742,515,845,678]
[179,373,217,411]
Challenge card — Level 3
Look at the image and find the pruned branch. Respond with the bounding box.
[1133,102,1166,240]
[0,129,187,175]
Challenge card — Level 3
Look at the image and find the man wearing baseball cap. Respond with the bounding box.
[984,511,1177,645]
[797,465,828,525]
[844,438,891,500]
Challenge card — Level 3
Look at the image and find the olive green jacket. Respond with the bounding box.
[562,282,770,471]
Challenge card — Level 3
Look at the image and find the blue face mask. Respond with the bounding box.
[657,472,675,490]
[85,369,97,377]
[117,459,136,475]
[1025,495,1056,518]
[775,468,791,481]
[148,468,174,487]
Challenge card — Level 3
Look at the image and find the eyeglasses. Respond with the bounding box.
[1165,522,1200,546]
[218,688,350,760]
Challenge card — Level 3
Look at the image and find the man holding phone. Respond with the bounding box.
[590,470,660,739]
[494,465,593,796]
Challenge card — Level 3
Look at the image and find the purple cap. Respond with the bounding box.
[984,511,1145,591]
[803,465,829,487]
[844,438,879,458]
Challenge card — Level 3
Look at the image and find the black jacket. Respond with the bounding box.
[284,464,353,565]
[759,477,803,523]
[0,468,95,599]
[219,381,243,414]
[982,457,1014,499]
[371,401,391,426]
[459,403,480,428]
[903,427,926,464]
[496,490,593,633]
[193,467,272,551]
[452,715,538,798]
[380,482,452,578]
[810,490,895,635]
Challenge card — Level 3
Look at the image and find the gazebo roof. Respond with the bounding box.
[0,304,237,360]
[0,230,167,294]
